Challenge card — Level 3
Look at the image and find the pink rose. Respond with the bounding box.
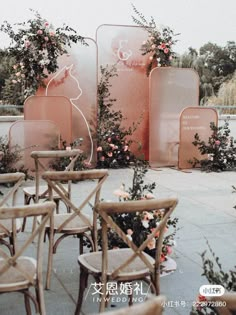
[215,140,221,145]
[97,146,102,152]
[37,30,43,35]
[44,22,49,27]
[164,48,169,54]
[44,37,49,42]
[24,40,30,48]
[123,145,129,152]
[107,152,113,157]
[160,43,166,50]
[169,55,173,60]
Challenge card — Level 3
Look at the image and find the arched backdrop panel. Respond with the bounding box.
[96,24,151,159]
[36,38,97,166]
[178,107,218,169]
[9,120,60,173]
[24,96,72,145]
[149,68,199,167]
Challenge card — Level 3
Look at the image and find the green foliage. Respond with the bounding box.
[0,9,86,104]
[190,240,236,315]
[0,135,29,177]
[49,138,88,171]
[97,65,140,168]
[201,241,236,291]
[131,4,179,76]
[175,41,236,104]
[191,119,236,172]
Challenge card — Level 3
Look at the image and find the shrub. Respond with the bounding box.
[191,119,236,172]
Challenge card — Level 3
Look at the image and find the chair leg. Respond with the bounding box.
[74,267,89,315]
[24,289,32,315]
[45,229,54,290]
[36,281,46,315]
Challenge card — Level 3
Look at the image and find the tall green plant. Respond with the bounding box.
[97,65,141,168]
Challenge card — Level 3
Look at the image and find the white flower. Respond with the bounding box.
[142,220,149,228]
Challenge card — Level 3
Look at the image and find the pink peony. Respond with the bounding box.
[37,30,43,35]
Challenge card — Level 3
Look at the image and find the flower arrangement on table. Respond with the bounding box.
[0,9,86,103]
[131,4,179,76]
[98,160,178,264]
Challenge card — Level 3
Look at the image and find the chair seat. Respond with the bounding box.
[78,248,155,280]
[0,256,36,292]
[47,213,92,233]
[0,219,22,237]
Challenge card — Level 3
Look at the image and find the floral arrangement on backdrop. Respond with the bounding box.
[97,65,142,168]
[131,4,179,76]
[190,119,236,172]
[97,160,179,263]
[0,9,86,104]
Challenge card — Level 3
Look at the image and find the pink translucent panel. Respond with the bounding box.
[149,68,199,167]
[24,96,72,144]
[178,107,218,169]
[8,120,60,172]
[36,38,97,166]
[96,24,151,159]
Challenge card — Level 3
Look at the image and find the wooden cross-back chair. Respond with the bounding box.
[208,293,236,315]
[22,149,82,232]
[0,201,55,315]
[42,169,109,289]
[75,197,178,314]
[0,172,25,255]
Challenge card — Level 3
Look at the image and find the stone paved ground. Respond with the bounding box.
[1,167,236,315]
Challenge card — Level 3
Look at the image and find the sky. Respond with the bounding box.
[0,0,235,54]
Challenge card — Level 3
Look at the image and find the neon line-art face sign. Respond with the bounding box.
[45,64,94,164]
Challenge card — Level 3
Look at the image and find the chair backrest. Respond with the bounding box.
[0,172,25,207]
[0,201,55,283]
[42,169,109,245]
[96,295,166,315]
[30,149,82,202]
[208,293,236,315]
[96,198,178,280]
[0,173,25,253]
